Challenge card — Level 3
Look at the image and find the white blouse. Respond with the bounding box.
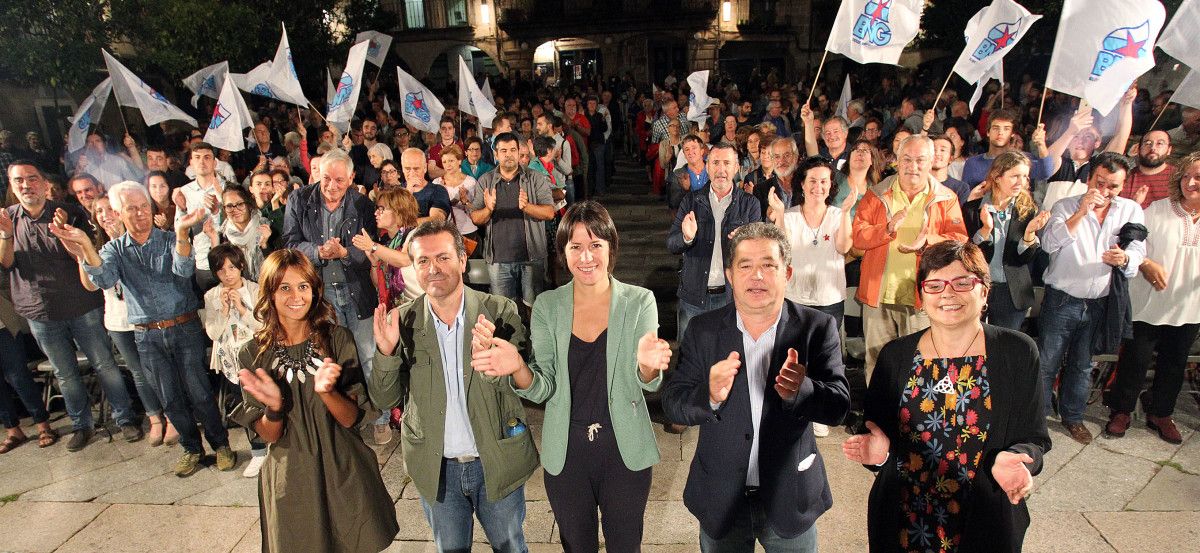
[782,206,847,307]
[434,175,479,235]
[1129,200,1200,326]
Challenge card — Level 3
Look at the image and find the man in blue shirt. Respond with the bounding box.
[961,110,1057,188]
[53,181,235,477]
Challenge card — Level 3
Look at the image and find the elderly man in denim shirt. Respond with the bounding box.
[52,181,236,478]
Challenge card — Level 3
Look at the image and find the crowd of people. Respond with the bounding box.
[0,63,1197,552]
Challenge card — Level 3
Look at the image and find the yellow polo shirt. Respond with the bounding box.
[880,180,931,306]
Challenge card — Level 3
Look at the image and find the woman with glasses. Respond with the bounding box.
[216,185,272,279]
[351,188,423,309]
[843,240,1050,553]
[962,152,1050,331]
[461,137,495,179]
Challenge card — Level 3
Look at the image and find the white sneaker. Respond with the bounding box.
[242,455,266,478]
[813,423,830,437]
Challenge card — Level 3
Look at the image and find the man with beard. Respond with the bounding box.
[753,138,799,220]
[1118,130,1174,209]
[146,146,188,189]
[961,110,1056,188]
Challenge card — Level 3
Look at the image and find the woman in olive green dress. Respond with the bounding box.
[235,249,398,552]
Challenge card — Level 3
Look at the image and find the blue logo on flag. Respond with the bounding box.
[144,83,168,103]
[971,20,1023,62]
[252,83,279,99]
[852,0,893,47]
[1090,20,1151,81]
[76,111,91,130]
[688,92,696,106]
[198,75,217,96]
[328,72,354,111]
[405,91,431,123]
[367,40,382,59]
[209,103,230,130]
[287,50,298,80]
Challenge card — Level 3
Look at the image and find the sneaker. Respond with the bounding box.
[1103,411,1131,438]
[242,455,267,478]
[215,446,237,471]
[373,423,393,445]
[66,429,94,452]
[813,423,830,437]
[174,452,202,477]
[1146,415,1184,445]
[1062,421,1093,445]
[121,424,144,443]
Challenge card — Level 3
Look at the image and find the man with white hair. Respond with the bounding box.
[281,149,392,444]
[847,100,866,129]
[52,180,235,476]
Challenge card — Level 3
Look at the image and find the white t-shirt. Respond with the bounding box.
[1129,200,1200,326]
[782,206,847,307]
[433,175,479,235]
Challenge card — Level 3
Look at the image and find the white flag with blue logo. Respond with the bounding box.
[102,50,198,127]
[204,76,253,152]
[396,67,445,134]
[265,24,309,106]
[1046,0,1166,116]
[355,30,393,68]
[968,60,1004,113]
[67,78,112,153]
[825,0,925,65]
[232,62,272,96]
[182,61,228,108]
[327,41,369,132]
[482,77,494,104]
[458,56,497,128]
[952,0,1041,85]
[685,70,717,123]
[1157,0,1200,71]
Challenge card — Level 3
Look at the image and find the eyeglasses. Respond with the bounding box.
[223,201,247,210]
[381,169,399,175]
[920,276,984,294]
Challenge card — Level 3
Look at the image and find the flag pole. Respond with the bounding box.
[306,101,329,124]
[805,50,830,106]
[932,73,954,117]
[372,64,383,87]
[1148,86,1180,131]
[1035,87,1048,127]
[116,106,130,135]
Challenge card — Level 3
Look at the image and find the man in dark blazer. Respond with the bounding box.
[663,222,850,552]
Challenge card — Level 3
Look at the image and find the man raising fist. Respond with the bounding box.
[662,222,849,552]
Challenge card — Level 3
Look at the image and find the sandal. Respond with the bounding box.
[37,429,59,448]
[0,434,28,454]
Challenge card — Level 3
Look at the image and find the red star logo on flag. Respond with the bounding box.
[1113,30,1146,58]
[871,0,890,22]
[994,25,1016,49]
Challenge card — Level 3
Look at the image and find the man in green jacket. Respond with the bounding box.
[371,220,539,552]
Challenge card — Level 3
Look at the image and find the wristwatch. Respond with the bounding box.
[370,243,379,253]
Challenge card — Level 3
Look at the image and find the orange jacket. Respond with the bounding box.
[851,175,969,308]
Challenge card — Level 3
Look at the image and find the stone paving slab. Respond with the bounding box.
[96,467,243,505]
[1125,463,1200,511]
[1084,511,1200,553]
[1169,432,1200,475]
[0,501,108,553]
[1023,511,1116,553]
[1028,443,1161,512]
[20,451,173,503]
[54,503,257,553]
[176,474,259,507]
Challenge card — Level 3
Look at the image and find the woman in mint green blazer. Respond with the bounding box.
[507,201,672,552]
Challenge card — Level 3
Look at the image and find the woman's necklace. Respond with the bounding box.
[930,327,982,394]
[273,332,318,384]
[931,326,982,358]
[803,207,825,246]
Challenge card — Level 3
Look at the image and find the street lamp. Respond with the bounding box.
[721,1,732,22]
[480,0,491,25]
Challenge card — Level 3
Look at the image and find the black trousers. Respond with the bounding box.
[543,420,652,553]
[1106,321,1200,417]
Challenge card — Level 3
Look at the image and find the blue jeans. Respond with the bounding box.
[328,282,387,425]
[419,458,528,553]
[0,330,48,429]
[678,287,733,341]
[135,319,229,454]
[26,307,134,430]
[488,260,545,308]
[698,491,818,553]
[986,282,1028,331]
[110,330,162,417]
[1037,286,1106,424]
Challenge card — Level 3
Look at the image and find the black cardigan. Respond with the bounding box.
[962,199,1041,310]
[862,325,1051,553]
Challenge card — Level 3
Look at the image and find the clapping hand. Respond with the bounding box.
[313,357,342,394]
[373,304,401,356]
[992,451,1035,505]
[0,209,13,235]
[238,368,283,412]
[886,207,908,234]
[1133,185,1149,206]
[636,331,672,379]
[470,314,497,355]
[767,188,786,221]
[483,187,497,211]
[175,209,206,237]
[842,421,890,465]
[470,336,523,377]
[708,352,740,405]
[47,222,90,258]
[350,229,376,254]
[518,188,529,211]
[1024,211,1050,241]
[681,211,699,242]
[774,348,807,401]
[979,203,994,237]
